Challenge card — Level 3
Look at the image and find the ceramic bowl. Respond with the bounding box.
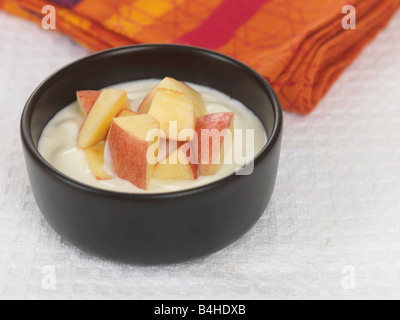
[21,44,283,264]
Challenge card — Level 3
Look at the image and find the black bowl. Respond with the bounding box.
[21,44,283,265]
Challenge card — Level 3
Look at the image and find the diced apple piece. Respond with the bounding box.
[108,115,160,190]
[138,77,207,118]
[78,89,130,149]
[117,109,137,117]
[83,140,112,180]
[148,88,196,141]
[153,143,198,180]
[196,112,234,176]
[159,77,207,118]
[77,90,101,116]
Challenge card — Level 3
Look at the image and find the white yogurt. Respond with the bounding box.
[38,80,267,194]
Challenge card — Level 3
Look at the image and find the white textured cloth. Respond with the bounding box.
[0,10,400,300]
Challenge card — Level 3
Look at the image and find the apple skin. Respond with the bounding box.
[77,91,101,116]
[195,112,234,176]
[108,123,148,189]
[78,89,130,149]
[138,77,206,118]
[83,140,112,180]
[153,142,198,180]
[107,115,160,190]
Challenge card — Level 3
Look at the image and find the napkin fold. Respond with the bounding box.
[1,0,399,113]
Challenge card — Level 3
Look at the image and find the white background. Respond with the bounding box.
[0,10,399,300]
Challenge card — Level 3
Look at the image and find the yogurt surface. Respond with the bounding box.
[38,80,267,194]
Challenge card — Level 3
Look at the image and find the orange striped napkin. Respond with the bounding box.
[1,0,399,113]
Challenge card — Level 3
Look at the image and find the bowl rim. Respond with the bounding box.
[21,44,283,200]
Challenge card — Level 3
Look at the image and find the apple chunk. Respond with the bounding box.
[138,77,207,118]
[83,140,112,180]
[153,143,198,180]
[148,88,196,141]
[78,89,130,148]
[77,90,101,116]
[196,112,234,176]
[107,115,160,190]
